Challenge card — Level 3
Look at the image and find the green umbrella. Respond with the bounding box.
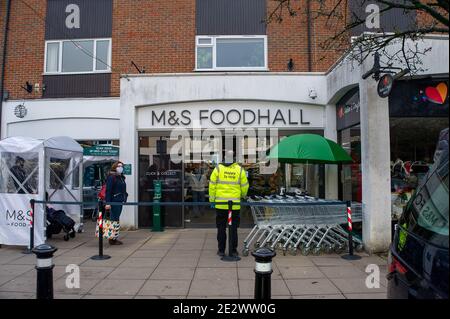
[268,134,353,164]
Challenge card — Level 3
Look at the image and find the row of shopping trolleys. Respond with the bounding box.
[242,195,364,256]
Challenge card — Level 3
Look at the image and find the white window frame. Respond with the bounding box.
[44,38,112,75]
[195,35,268,71]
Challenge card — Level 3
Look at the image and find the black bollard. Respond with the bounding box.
[91,202,111,260]
[32,244,57,299]
[341,201,361,260]
[221,201,241,262]
[23,199,35,254]
[252,247,276,300]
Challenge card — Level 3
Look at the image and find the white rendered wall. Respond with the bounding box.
[119,73,330,229]
[2,98,120,140]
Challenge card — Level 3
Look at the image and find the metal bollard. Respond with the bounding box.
[91,201,111,260]
[221,201,241,262]
[32,244,57,299]
[341,201,361,260]
[252,247,276,300]
[23,199,35,254]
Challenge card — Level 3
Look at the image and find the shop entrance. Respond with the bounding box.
[138,130,325,228]
[137,133,253,228]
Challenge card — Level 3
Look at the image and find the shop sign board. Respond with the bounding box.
[123,164,132,175]
[83,145,119,157]
[378,74,394,98]
[336,88,360,131]
[138,101,324,130]
[389,79,449,117]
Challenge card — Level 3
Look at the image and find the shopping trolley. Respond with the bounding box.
[242,195,363,256]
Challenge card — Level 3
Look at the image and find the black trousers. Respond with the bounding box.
[216,209,240,253]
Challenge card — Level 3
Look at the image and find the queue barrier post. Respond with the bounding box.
[221,200,241,262]
[23,199,35,254]
[91,200,111,261]
[342,201,361,260]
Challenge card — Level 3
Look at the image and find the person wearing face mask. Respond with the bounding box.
[104,161,128,245]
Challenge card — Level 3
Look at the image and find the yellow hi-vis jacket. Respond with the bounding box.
[209,163,249,210]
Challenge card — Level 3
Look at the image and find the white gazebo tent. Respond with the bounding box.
[0,136,83,247]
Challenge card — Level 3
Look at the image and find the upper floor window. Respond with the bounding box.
[196,36,267,71]
[45,38,111,74]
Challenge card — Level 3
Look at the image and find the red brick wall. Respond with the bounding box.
[310,0,348,72]
[0,0,6,82]
[267,0,309,72]
[266,0,344,73]
[111,0,196,96]
[2,0,46,100]
[1,0,353,100]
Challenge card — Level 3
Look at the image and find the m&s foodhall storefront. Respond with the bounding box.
[116,65,448,253]
[117,73,335,229]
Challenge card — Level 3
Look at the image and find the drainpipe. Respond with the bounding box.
[306,0,312,72]
[0,0,12,139]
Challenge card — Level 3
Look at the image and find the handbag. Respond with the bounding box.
[95,210,120,240]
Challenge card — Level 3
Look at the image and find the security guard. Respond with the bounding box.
[209,150,249,257]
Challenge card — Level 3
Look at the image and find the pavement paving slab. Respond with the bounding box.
[194,267,237,280]
[134,295,186,299]
[108,267,156,280]
[130,250,169,258]
[310,257,355,267]
[89,279,146,296]
[0,276,16,286]
[0,291,35,299]
[344,292,387,299]
[81,256,128,268]
[330,278,387,294]
[151,267,196,280]
[188,278,239,297]
[138,280,191,296]
[83,294,134,299]
[0,276,39,293]
[53,277,102,295]
[0,264,34,277]
[197,257,238,268]
[6,255,37,265]
[274,256,315,267]
[159,256,199,268]
[293,294,346,299]
[119,257,162,268]
[278,266,326,279]
[0,223,393,300]
[319,265,367,279]
[239,279,291,296]
[285,278,342,295]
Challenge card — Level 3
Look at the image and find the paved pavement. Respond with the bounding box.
[0,221,388,299]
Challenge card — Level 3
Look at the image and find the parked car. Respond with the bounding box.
[388,128,449,299]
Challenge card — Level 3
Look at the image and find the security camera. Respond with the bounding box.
[309,88,318,100]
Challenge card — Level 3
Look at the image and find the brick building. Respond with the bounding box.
[0,0,343,102]
[0,0,448,251]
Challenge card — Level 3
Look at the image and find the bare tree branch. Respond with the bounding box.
[268,0,449,72]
